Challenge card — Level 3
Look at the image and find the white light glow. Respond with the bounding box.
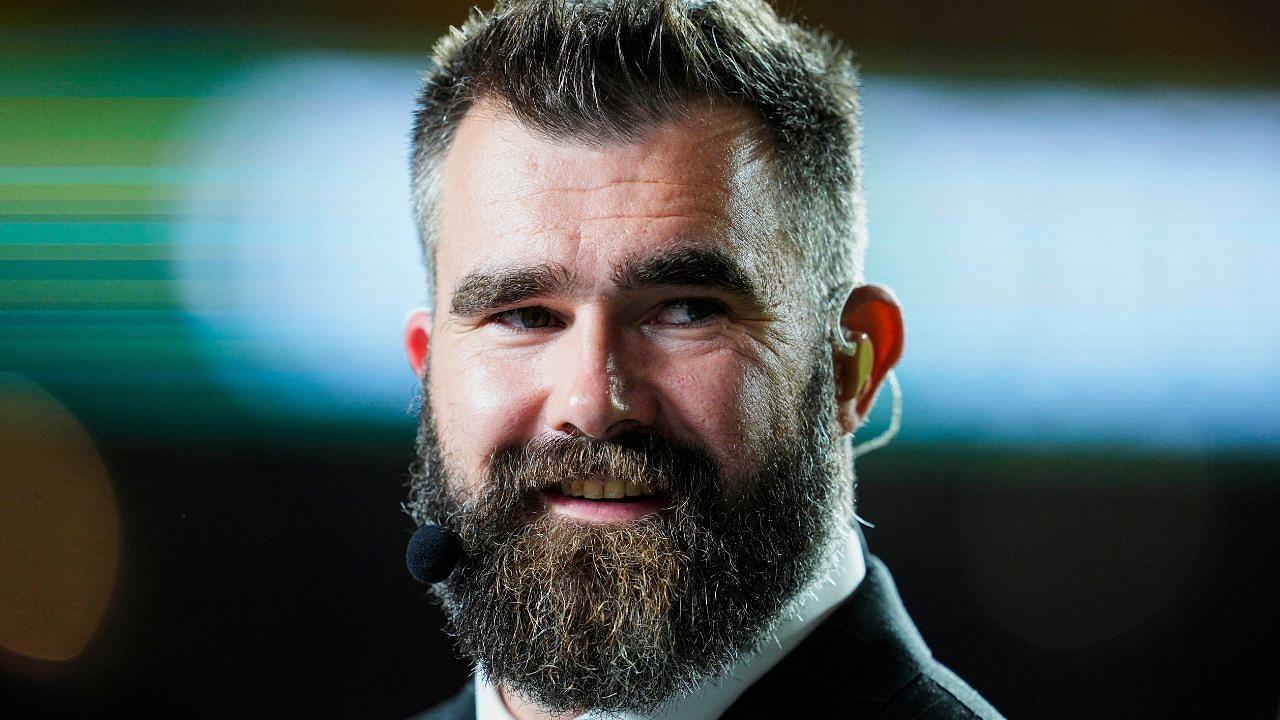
[171,57,1280,451]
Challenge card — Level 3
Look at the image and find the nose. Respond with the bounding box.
[545,310,654,438]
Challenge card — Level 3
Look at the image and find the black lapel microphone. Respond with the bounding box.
[406,524,463,584]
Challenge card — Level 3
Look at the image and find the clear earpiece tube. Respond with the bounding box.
[852,370,901,458]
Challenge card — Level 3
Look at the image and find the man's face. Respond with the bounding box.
[407,100,849,713]
[426,99,816,499]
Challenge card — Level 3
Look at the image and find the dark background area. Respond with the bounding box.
[2,1,1278,718]
[6,0,1280,80]
[2,442,1277,718]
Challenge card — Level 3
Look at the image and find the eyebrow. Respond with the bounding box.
[448,245,765,317]
[612,246,764,308]
[449,262,576,316]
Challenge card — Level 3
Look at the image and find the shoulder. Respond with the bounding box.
[723,638,1001,720]
[409,682,475,720]
[878,661,1003,720]
[724,554,1004,719]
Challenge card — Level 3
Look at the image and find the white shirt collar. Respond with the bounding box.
[475,526,866,720]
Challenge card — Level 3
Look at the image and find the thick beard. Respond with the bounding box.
[405,356,847,714]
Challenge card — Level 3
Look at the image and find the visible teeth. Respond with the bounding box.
[603,478,625,498]
[559,478,658,499]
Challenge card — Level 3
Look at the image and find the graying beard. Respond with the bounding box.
[407,357,845,713]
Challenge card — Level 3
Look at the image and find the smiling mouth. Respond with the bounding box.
[556,477,659,500]
[543,478,666,522]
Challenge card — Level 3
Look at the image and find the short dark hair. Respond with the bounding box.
[410,0,865,317]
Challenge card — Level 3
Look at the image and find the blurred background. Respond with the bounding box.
[1,0,1277,717]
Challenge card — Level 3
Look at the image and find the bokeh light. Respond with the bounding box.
[0,374,120,666]
[169,54,425,426]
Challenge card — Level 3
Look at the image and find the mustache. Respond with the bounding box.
[485,431,720,501]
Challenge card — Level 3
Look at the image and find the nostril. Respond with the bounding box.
[552,422,588,439]
[553,418,643,440]
[600,418,643,438]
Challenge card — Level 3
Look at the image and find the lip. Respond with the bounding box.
[542,489,666,523]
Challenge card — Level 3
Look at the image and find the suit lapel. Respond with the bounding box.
[721,555,934,719]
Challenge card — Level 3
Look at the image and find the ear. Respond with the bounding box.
[403,307,433,378]
[833,284,904,434]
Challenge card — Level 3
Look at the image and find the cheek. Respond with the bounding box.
[659,353,783,479]
[430,348,542,483]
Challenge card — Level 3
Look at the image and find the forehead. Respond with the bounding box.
[433,98,782,303]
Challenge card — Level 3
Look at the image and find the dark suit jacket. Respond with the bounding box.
[414,554,1003,719]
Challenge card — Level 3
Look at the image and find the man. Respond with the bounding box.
[401,1,1002,718]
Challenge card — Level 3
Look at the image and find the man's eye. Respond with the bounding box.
[494,307,559,330]
[651,299,725,326]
